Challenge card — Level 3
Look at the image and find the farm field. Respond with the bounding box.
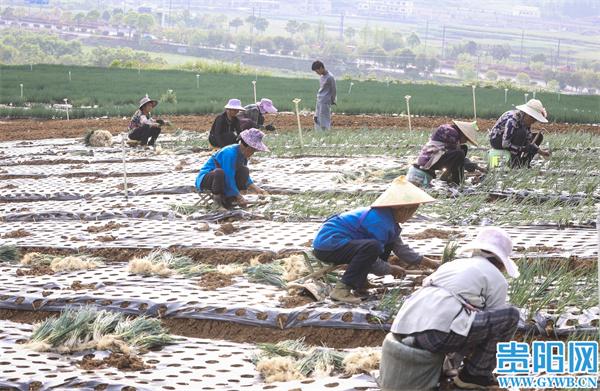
[0,115,598,390]
[2,64,600,123]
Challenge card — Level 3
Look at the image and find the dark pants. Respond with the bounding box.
[510,133,544,168]
[314,239,387,289]
[411,306,519,377]
[129,124,161,146]
[199,167,250,207]
[425,146,467,185]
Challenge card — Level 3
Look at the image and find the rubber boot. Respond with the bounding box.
[330,282,361,304]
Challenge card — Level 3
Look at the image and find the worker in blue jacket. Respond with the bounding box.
[196,128,268,209]
[313,176,440,303]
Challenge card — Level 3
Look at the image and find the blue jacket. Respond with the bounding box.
[195,144,253,197]
[313,207,400,253]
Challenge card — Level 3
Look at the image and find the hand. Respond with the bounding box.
[236,195,248,207]
[421,256,441,269]
[389,265,407,279]
[538,148,551,158]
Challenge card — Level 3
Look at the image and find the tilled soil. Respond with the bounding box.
[278,295,315,308]
[2,229,32,238]
[16,265,54,276]
[406,228,466,240]
[86,222,128,234]
[78,352,148,371]
[1,113,596,142]
[198,271,234,290]
[0,309,387,348]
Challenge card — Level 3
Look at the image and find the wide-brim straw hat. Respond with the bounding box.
[462,226,520,278]
[224,98,245,111]
[452,120,479,146]
[371,176,436,208]
[240,128,269,152]
[258,98,278,114]
[139,96,158,110]
[516,99,548,123]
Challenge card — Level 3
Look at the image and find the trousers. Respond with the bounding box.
[129,124,161,146]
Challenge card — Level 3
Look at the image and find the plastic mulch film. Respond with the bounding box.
[0,320,380,391]
[0,265,597,336]
[0,219,596,258]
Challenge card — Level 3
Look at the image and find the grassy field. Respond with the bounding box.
[1,64,599,123]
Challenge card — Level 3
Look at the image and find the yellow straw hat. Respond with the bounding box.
[371,176,436,208]
[452,120,480,146]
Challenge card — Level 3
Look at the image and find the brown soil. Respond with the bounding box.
[16,265,54,276]
[68,280,96,290]
[216,222,238,235]
[278,295,314,308]
[28,381,43,391]
[0,308,387,348]
[406,228,466,240]
[15,246,276,265]
[78,352,148,371]
[0,114,596,142]
[198,271,233,290]
[515,245,562,253]
[86,222,128,233]
[96,235,116,242]
[2,229,31,238]
[82,177,104,183]
[115,183,135,190]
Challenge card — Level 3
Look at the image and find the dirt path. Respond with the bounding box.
[1,113,597,142]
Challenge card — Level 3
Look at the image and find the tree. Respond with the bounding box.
[229,17,243,33]
[124,12,139,38]
[86,10,101,23]
[490,44,511,61]
[285,20,300,36]
[455,53,476,80]
[392,48,415,68]
[406,32,420,48]
[345,27,356,41]
[137,14,155,33]
[254,17,269,34]
[73,12,85,26]
[530,53,546,63]
[382,34,404,51]
[101,10,111,22]
[515,72,530,86]
[110,13,124,27]
[546,79,560,92]
[485,70,499,81]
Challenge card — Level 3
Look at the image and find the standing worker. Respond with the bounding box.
[489,99,551,168]
[208,99,245,149]
[196,128,269,209]
[411,121,483,186]
[237,98,278,131]
[312,60,336,131]
[128,95,168,147]
[380,226,520,390]
[312,176,440,304]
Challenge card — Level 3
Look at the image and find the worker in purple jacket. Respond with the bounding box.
[415,121,482,185]
[312,176,440,304]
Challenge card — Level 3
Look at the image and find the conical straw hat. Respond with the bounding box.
[452,120,480,146]
[371,176,436,208]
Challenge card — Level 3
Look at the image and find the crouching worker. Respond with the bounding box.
[237,98,278,131]
[195,128,269,209]
[380,226,520,390]
[312,176,440,304]
[128,96,167,146]
[208,98,244,149]
[489,99,550,168]
[411,121,482,186]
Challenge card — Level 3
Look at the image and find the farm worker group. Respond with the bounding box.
[312,176,441,304]
[379,226,520,390]
[409,98,550,187]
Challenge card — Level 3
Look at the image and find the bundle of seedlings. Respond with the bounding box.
[26,306,173,355]
[441,241,460,264]
[374,288,405,322]
[83,129,113,147]
[254,339,344,382]
[21,252,104,272]
[128,250,212,277]
[0,245,20,263]
[245,262,287,288]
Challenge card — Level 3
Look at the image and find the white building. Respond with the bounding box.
[358,0,414,16]
[512,6,541,18]
[303,0,332,14]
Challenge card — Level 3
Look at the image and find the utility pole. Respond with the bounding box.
[339,12,344,40]
[424,19,429,53]
[168,0,172,27]
[556,38,561,69]
[441,25,446,59]
[520,30,524,64]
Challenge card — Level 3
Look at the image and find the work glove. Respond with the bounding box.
[265,124,276,132]
[313,116,319,125]
[156,119,165,125]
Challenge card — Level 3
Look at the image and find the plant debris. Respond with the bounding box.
[198,271,234,290]
[406,228,465,240]
[78,352,149,371]
[2,229,31,238]
[86,222,128,233]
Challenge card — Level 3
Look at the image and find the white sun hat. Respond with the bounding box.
[516,99,548,123]
[462,226,520,278]
[224,98,245,111]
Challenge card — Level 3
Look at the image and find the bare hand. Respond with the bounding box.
[236,195,248,207]
[538,148,551,157]
[389,265,407,279]
[421,256,441,269]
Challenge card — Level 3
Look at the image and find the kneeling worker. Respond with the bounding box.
[237,98,278,131]
[128,95,167,146]
[196,128,268,209]
[208,98,245,149]
[383,226,520,389]
[312,176,440,304]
